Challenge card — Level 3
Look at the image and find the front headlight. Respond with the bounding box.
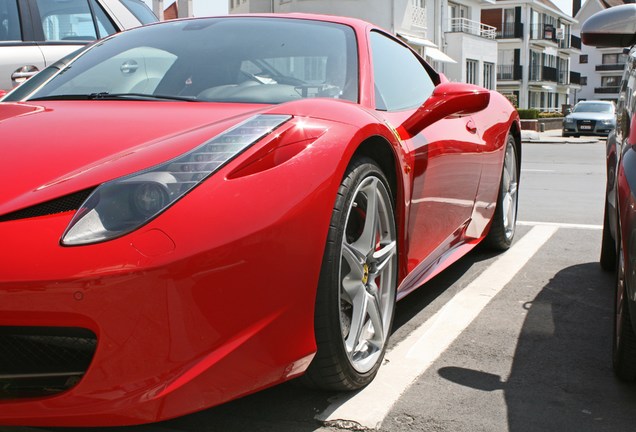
[62,114,291,246]
[564,117,574,124]
[601,119,615,126]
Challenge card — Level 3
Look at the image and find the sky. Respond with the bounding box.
[142,0,229,17]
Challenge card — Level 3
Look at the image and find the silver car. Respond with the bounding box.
[562,100,616,137]
[0,0,157,91]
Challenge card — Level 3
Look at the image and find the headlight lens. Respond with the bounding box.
[601,119,615,126]
[62,114,291,246]
[564,117,574,124]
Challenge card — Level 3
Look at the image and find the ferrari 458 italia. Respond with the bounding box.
[0,14,520,426]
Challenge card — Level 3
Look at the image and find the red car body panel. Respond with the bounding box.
[0,13,519,426]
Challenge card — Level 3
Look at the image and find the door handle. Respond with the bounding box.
[11,65,39,86]
[466,119,478,134]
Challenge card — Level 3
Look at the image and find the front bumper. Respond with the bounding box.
[0,147,338,426]
[563,120,614,136]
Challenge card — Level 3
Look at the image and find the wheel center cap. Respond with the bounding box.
[362,264,369,284]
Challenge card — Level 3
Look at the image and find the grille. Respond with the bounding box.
[0,327,97,399]
[577,119,596,131]
[0,188,94,223]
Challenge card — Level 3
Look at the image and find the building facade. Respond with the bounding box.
[229,0,499,89]
[571,0,631,104]
[481,0,580,111]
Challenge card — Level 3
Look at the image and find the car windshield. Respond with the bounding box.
[572,103,613,113]
[20,17,359,104]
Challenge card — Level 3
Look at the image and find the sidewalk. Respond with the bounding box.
[521,128,602,144]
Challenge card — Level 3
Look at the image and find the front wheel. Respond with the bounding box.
[600,200,617,271]
[305,158,397,390]
[484,134,519,250]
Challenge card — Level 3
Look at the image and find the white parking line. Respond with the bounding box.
[518,220,602,230]
[316,225,558,430]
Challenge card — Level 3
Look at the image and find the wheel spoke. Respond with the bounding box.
[366,292,385,347]
[342,241,366,278]
[345,291,369,353]
[372,241,396,275]
[354,179,379,255]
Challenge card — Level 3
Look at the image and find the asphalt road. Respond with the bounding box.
[4,139,635,432]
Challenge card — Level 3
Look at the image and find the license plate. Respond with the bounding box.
[580,125,592,130]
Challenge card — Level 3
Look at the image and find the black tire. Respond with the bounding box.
[600,201,617,271]
[304,158,397,390]
[484,134,519,251]
[613,238,636,380]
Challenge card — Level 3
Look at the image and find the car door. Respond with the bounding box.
[29,0,118,69]
[0,0,45,90]
[369,31,484,282]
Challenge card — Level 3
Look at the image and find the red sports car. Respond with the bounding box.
[0,14,520,426]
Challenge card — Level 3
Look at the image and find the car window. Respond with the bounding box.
[573,103,613,113]
[370,31,435,111]
[119,0,157,24]
[0,0,21,41]
[35,0,115,41]
[26,18,359,104]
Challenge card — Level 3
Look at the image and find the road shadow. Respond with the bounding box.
[438,262,636,431]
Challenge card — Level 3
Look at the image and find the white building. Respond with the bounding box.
[229,0,499,89]
[481,0,580,111]
[571,0,631,103]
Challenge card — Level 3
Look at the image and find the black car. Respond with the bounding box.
[586,4,636,379]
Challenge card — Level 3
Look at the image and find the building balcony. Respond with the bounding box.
[595,86,620,94]
[596,63,626,71]
[529,23,558,46]
[570,71,581,85]
[497,64,522,81]
[447,18,496,39]
[559,34,581,51]
[403,3,427,32]
[496,22,523,39]
[557,69,569,85]
[529,65,557,82]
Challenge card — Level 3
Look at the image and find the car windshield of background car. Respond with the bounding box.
[573,103,613,113]
[26,18,359,104]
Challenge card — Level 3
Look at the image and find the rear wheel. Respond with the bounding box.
[484,134,518,250]
[305,158,397,390]
[613,238,636,380]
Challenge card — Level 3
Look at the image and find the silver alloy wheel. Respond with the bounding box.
[502,143,519,240]
[339,176,397,373]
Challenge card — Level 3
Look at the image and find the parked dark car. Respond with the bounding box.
[587,4,636,380]
[562,100,616,137]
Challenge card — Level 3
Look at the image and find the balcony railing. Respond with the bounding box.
[570,71,581,85]
[595,86,620,94]
[596,63,626,71]
[496,22,523,39]
[571,35,581,50]
[497,64,522,80]
[530,65,557,82]
[409,4,427,30]
[448,18,496,39]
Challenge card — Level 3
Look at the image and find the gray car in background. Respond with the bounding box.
[562,100,616,137]
[0,0,157,91]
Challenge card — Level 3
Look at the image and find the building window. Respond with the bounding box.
[466,59,478,84]
[580,76,587,86]
[601,76,622,87]
[579,54,588,64]
[483,62,494,89]
[602,53,628,65]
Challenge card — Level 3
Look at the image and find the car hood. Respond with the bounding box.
[565,112,615,121]
[0,101,270,216]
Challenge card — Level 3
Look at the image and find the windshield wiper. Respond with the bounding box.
[30,92,197,102]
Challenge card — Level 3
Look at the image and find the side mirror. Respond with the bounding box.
[581,4,636,48]
[399,82,490,138]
